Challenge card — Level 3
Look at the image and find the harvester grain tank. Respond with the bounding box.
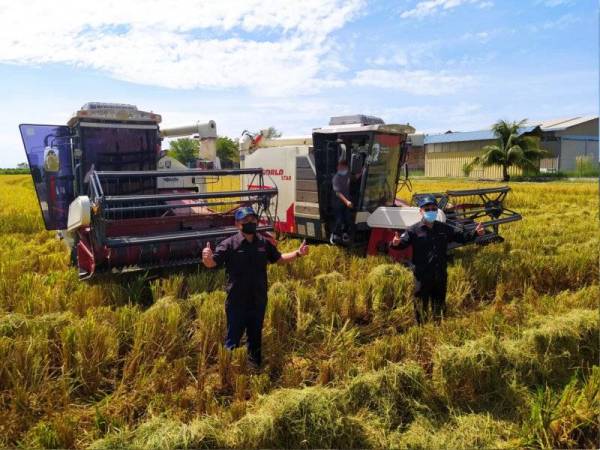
[241,115,522,260]
[19,102,278,278]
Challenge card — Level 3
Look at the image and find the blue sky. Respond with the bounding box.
[0,0,597,167]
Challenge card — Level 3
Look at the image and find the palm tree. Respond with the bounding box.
[464,119,547,181]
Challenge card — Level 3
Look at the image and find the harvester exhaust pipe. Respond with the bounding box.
[160,120,218,161]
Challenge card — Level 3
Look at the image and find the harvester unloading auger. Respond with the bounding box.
[19,103,278,278]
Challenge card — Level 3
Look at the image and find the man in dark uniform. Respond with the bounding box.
[391,195,484,324]
[202,206,309,367]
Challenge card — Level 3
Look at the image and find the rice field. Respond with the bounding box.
[0,174,598,449]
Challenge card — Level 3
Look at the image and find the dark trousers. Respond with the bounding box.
[413,272,447,324]
[225,294,267,365]
[333,201,352,236]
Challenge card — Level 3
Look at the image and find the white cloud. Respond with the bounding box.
[380,102,485,132]
[535,0,575,6]
[0,0,365,96]
[460,31,491,43]
[369,53,409,67]
[400,0,492,19]
[351,69,475,95]
[530,13,581,32]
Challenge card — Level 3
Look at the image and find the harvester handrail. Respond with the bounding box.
[106,199,264,214]
[90,171,104,197]
[95,168,264,178]
[445,186,510,196]
[103,188,278,204]
[105,225,274,248]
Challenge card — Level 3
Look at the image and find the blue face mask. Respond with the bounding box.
[338,170,348,176]
[423,210,438,223]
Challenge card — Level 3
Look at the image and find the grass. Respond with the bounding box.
[0,168,30,175]
[0,174,597,448]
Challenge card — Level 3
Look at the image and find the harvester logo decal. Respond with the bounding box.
[263,169,284,176]
[263,168,291,181]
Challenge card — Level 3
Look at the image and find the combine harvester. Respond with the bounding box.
[19,102,278,278]
[19,107,520,279]
[240,114,522,261]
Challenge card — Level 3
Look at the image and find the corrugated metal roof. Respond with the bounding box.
[424,126,537,144]
[314,123,415,134]
[423,117,597,145]
[526,116,597,131]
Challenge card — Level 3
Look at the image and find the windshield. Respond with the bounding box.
[78,126,159,196]
[80,126,159,174]
[19,124,74,229]
[360,133,402,211]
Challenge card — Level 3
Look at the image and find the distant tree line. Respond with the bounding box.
[0,162,29,174]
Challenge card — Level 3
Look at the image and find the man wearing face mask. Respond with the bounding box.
[202,206,309,368]
[391,195,484,324]
[330,159,354,245]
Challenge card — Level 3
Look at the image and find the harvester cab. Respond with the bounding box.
[20,102,278,278]
[241,115,414,243]
[310,115,416,244]
[242,114,521,258]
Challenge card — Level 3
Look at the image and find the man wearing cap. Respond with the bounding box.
[391,195,484,324]
[202,206,309,368]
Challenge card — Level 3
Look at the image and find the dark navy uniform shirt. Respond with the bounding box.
[393,219,475,280]
[212,232,282,302]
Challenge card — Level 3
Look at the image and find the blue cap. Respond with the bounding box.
[234,206,257,221]
[416,195,438,208]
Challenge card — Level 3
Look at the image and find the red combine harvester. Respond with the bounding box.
[20,103,277,279]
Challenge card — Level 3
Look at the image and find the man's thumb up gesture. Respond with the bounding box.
[298,239,309,256]
[202,241,214,267]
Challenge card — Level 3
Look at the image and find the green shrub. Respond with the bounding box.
[564,155,600,177]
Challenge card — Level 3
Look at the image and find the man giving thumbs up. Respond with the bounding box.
[202,206,308,368]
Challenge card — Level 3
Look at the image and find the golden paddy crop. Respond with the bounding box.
[0,175,598,448]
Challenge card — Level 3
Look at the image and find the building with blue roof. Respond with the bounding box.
[420,117,597,178]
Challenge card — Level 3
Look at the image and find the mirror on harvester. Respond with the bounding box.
[44,147,60,172]
[350,152,363,174]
